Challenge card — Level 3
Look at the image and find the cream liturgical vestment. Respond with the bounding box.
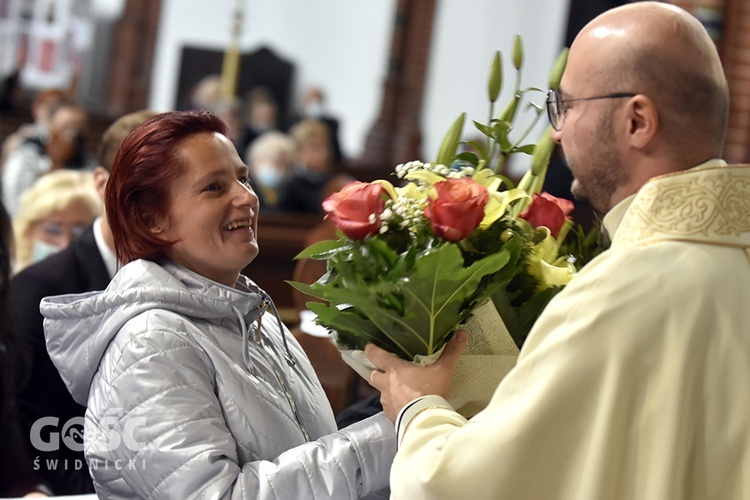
[391,162,750,500]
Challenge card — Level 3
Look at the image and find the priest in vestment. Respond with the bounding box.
[366,3,750,499]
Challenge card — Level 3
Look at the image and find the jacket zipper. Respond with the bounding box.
[253,300,311,442]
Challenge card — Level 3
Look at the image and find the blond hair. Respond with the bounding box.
[289,119,330,148]
[13,170,102,270]
[248,131,295,165]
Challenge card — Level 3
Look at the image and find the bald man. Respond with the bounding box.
[367,3,750,499]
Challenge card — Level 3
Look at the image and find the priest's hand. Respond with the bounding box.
[365,330,468,422]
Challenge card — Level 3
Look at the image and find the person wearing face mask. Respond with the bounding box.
[245,130,295,210]
[9,110,156,496]
[287,86,343,165]
[12,169,101,273]
[277,118,336,214]
[237,86,283,157]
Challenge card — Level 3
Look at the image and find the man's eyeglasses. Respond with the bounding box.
[546,90,636,131]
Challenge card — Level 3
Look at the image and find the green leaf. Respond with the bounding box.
[473,120,494,138]
[435,113,466,165]
[286,280,316,297]
[514,144,536,155]
[455,151,479,167]
[301,243,513,360]
[307,302,404,353]
[466,139,489,160]
[294,238,348,260]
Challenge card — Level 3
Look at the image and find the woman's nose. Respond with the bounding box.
[235,180,260,206]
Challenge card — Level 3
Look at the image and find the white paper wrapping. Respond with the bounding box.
[340,299,519,417]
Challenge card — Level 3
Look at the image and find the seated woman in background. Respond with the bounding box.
[12,169,101,272]
[245,130,295,209]
[41,111,394,499]
[277,118,335,214]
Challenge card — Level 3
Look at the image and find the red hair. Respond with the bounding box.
[106,111,228,265]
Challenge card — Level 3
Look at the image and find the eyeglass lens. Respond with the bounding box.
[546,90,563,131]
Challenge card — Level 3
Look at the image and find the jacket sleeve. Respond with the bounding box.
[86,326,394,500]
[1,146,46,217]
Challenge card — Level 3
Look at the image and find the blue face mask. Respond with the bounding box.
[256,164,285,189]
[31,239,62,263]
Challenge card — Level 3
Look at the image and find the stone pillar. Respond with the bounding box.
[106,0,161,115]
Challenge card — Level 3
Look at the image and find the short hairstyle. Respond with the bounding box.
[190,74,222,110]
[106,110,228,265]
[289,119,330,148]
[13,170,102,270]
[248,131,295,165]
[97,110,159,171]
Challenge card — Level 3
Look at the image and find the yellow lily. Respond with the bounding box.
[526,229,576,290]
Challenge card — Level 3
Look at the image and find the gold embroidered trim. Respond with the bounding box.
[616,166,750,246]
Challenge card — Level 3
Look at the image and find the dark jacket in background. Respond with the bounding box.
[277,167,333,214]
[10,224,108,495]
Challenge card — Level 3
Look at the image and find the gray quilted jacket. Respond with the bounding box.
[41,259,394,499]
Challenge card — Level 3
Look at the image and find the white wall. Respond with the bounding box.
[149,0,570,164]
[149,0,397,159]
[424,0,569,173]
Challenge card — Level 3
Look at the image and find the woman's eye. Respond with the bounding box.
[203,183,221,192]
[238,176,250,187]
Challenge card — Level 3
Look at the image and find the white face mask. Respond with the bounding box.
[256,164,285,188]
[31,239,63,263]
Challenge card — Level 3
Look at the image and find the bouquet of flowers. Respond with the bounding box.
[290,37,597,414]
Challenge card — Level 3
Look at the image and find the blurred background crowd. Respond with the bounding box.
[0,0,743,496]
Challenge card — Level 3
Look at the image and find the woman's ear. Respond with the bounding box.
[140,210,166,236]
[626,94,658,149]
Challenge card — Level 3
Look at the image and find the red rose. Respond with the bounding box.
[322,181,385,239]
[519,192,575,237]
[424,178,489,242]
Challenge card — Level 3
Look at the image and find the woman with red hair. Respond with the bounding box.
[41,111,394,499]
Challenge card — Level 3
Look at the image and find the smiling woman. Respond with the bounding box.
[38,111,395,499]
[147,131,259,286]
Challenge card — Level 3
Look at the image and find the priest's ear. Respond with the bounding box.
[624,94,658,149]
